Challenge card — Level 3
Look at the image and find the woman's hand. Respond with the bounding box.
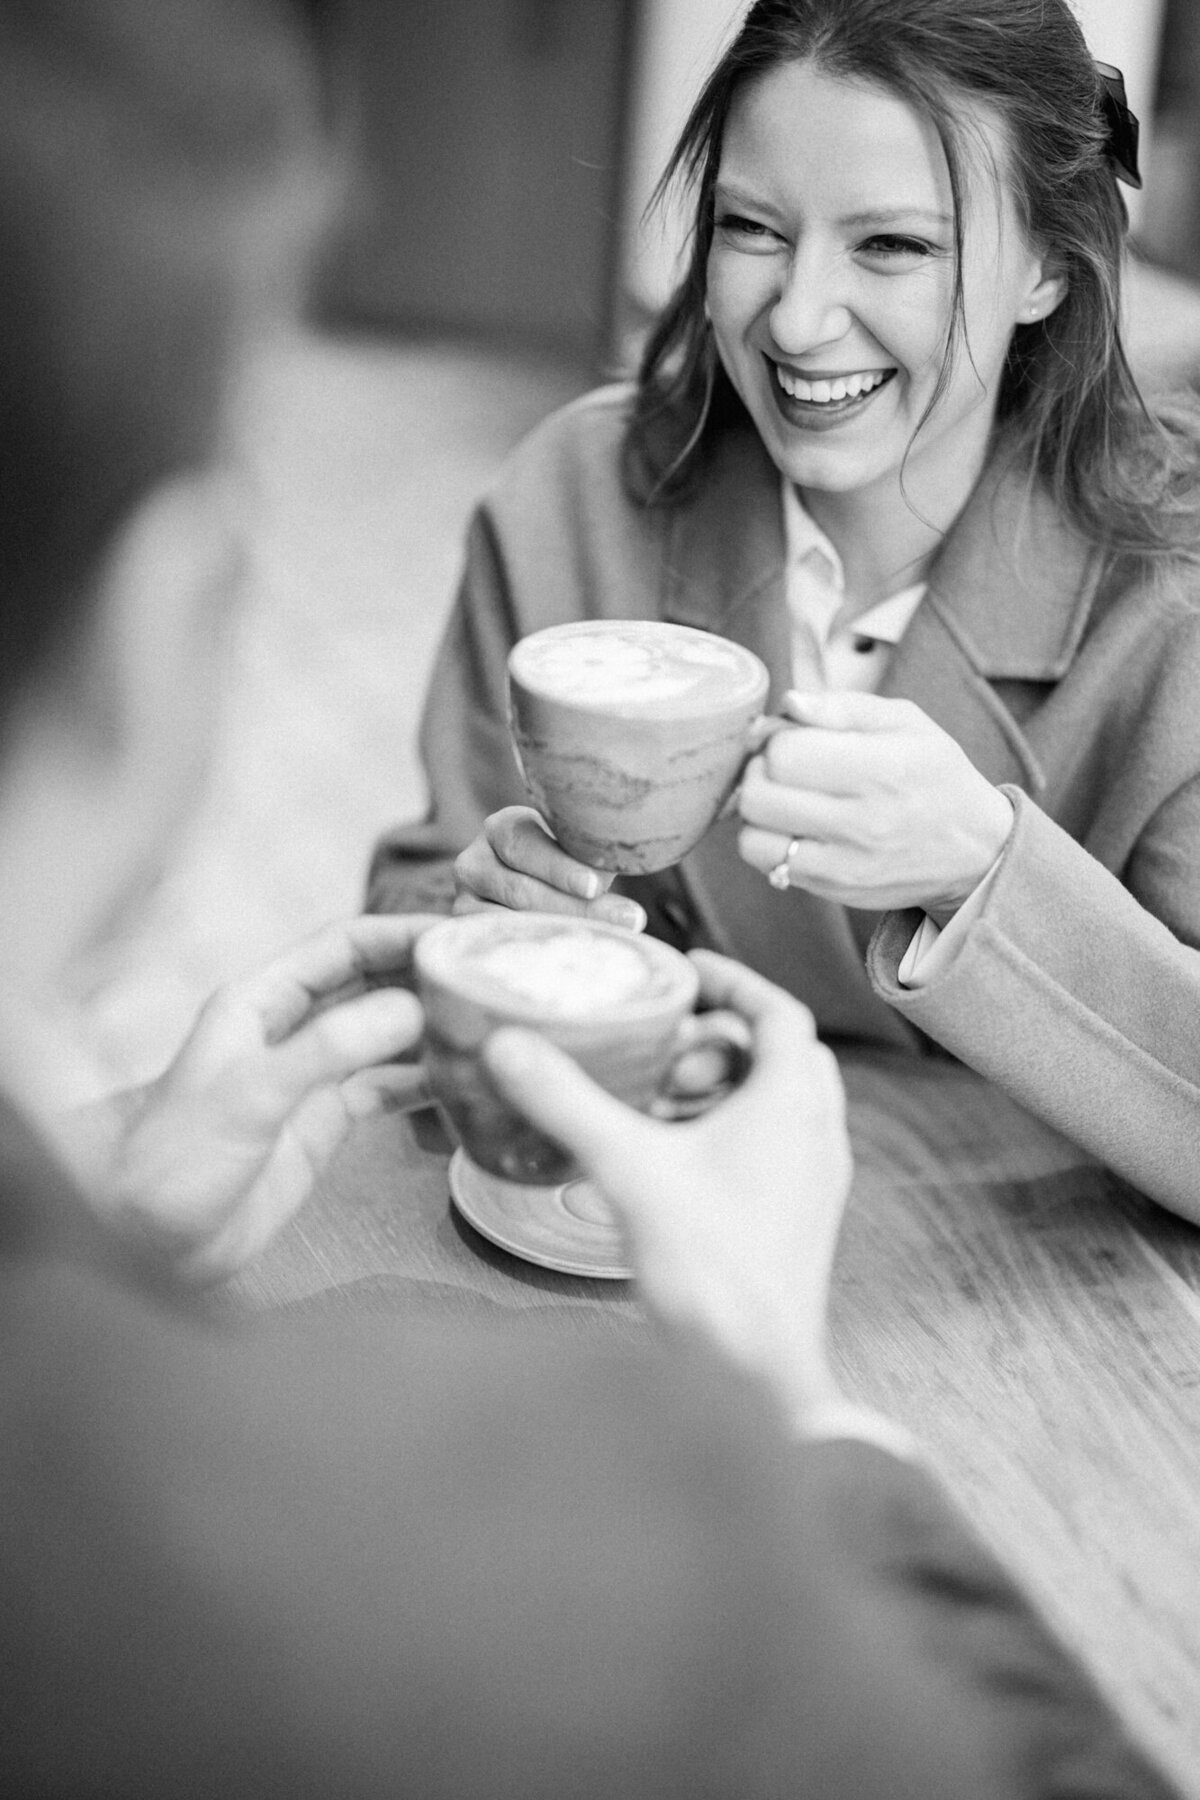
[484,952,852,1432]
[738,690,1014,920]
[452,805,646,930]
[79,916,438,1284]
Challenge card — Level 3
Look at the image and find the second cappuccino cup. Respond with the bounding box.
[507,619,770,874]
[413,911,751,1186]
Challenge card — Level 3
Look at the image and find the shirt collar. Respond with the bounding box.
[661,424,1106,686]
[782,480,925,648]
[782,477,846,588]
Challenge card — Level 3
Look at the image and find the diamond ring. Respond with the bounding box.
[767,838,803,891]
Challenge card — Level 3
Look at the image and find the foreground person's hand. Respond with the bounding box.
[484,952,852,1432]
[452,805,647,931]
[73,916,436,1283]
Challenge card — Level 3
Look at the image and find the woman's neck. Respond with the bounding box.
[798,435,993,611]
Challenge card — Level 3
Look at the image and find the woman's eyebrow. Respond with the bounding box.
[839,206,952,228]
[712,181,771,207]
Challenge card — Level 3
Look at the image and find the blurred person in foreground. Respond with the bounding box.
[0,1,1179,1795]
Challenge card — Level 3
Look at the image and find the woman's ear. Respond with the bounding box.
[1020,262,1069,326]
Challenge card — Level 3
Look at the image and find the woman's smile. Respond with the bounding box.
[768,358,897,430]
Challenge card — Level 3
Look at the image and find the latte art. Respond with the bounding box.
[468,928,654,1016]
[510,621,764,715]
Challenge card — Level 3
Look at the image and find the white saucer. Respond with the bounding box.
[448,1148,632,1280]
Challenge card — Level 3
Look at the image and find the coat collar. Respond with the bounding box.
[659,426,792,708]
[918,452,1106,682]
[657,430,1109,795]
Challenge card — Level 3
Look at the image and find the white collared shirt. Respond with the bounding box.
[779,480,994,986]
[782,480,926,694]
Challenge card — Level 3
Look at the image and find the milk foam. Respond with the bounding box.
[512,624,760,708]
[471,928,652,1015]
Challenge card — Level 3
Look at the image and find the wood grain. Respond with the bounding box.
[833,1054,1200,1793]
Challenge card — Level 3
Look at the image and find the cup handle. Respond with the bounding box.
[715,713,796,821]
[652,1009,754,1120]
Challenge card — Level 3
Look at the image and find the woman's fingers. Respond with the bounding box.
[782,688,916,731]
[738,760,845,839]
[755,694,922,792]
[455,806,608,903]
[737,823,829,885]
[488,807,614,898]
[454,808,647,930]
[454,852,644,928]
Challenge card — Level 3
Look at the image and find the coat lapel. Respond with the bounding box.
[656,426,794,708]
[881,457,1106,797]
[654,437,1106,800]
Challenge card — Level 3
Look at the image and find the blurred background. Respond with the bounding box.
[61,0,1200,1094]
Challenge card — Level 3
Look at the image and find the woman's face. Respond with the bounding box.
[705,60,1064,515]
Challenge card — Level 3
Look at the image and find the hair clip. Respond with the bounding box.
[1095,61,1142,189]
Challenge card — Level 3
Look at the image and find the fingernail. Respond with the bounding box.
[571,868,604,901]
[597,898,647,932]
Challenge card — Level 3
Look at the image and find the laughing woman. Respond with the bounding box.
[369,0,1200,1223]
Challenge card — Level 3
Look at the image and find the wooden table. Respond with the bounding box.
[232,1050,1200,1796]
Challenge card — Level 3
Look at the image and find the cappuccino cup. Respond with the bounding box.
[507,619,770,874]
[414,911,751,1185]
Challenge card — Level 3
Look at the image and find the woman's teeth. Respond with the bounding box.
[774,365,891,404]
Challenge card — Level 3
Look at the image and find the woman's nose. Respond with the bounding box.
[768,251,853,353]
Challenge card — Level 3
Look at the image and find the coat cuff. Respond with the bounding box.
[865,787,1200,1219]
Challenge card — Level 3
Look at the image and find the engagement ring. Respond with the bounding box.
[767,838,803,891]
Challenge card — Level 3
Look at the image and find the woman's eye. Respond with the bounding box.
[860,234,938,262]
[715,213,780,246]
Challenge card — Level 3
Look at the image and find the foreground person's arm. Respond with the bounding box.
[0,963,1176,1798]
[486,953,1182,1799]
[0,1238,1007,1800]
[0,943,990,1800]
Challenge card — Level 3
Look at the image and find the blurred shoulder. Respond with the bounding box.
[481,382,639,519]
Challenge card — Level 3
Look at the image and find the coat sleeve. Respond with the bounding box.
[0,1262,1178,1800]
[867,783,1200,1222]
[365,504,529,914]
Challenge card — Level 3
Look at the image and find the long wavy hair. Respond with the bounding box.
[624,0,1200,559]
